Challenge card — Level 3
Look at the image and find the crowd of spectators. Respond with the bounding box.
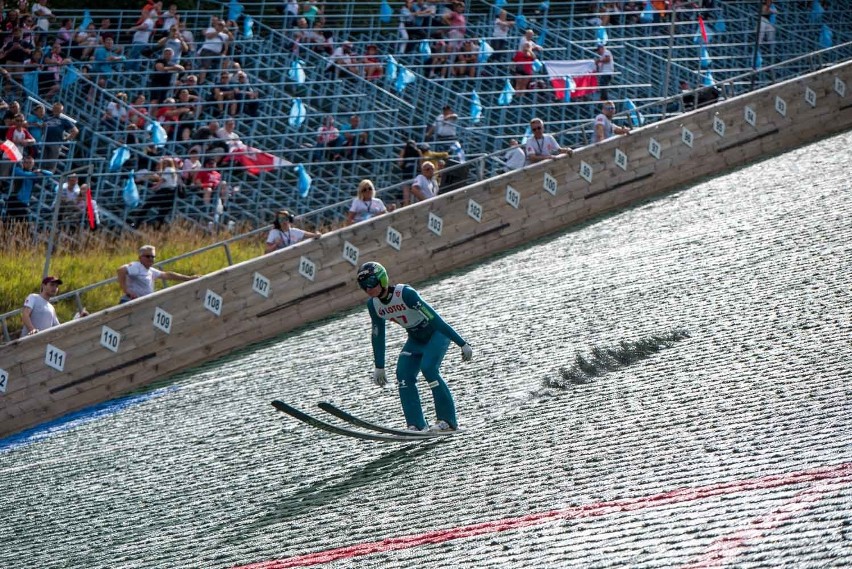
[0,0,730,231]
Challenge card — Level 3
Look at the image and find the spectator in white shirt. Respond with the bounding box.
[524,118,572,164]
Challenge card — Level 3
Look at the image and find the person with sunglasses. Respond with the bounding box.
[592,100,631,144]
[524,118,573,165]
[117,244,199,303]
[356,261,473,432]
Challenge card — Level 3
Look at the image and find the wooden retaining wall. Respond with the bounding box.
[1,61,850,437]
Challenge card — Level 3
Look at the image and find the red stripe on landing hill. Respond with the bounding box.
[233,462,852,569]
[680,475,852,569]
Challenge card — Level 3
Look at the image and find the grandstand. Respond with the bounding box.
[0,0,850,243]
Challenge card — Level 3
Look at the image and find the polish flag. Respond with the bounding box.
[225,146,292,176]
[0,139,23,162]
[545,60,598,100]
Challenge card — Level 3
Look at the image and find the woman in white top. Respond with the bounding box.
[265,210,321,253]
[346,179,391,225]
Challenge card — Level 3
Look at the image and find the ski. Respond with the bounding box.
[317,402,456,438]
[271,400,442,442]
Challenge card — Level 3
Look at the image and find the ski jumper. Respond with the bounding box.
[367,284,466,430]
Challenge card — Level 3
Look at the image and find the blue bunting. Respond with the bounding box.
[498,79,514,106]
[478,38,494,64]
[61,66,79,88]
[123,170,140,209]
[714,19,726,33]
[419,40,431,61]
[515,14,528,33]
[109,145,130,173]
[288,59,306,84]
[380,0,393,24]
[702,70,715,87]
[819,25,833,49]
[228,0,244,22]
[625,98,644,127]
[22,70,38,94]
[596,26,608,45]
[295,164,312,198]
[79,10,92,31]
[147,121,167,148]
[244,15,254,38]
[640,1,654,24]
[537,27,547,46]
[470,90,482,124]
[810,0,824,23]
[520,125,532,145]
[289,98,306,128]
[754,49,763,70]
[394,65,416,93]
[532,58,543,73]
[699,46,711,69]
[385,55,398,82]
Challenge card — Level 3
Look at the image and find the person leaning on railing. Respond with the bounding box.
[117,245,199,304]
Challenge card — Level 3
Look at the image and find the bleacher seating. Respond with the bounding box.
[0,0,849,238]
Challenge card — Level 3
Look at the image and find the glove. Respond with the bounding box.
[461,344,473,362]
[372,368,387,387]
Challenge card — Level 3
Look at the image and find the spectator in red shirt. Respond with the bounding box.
[512,45,536,92]
[192,155,225,205]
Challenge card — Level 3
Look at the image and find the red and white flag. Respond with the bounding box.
[0,139,23,162]
[545,60,598,100]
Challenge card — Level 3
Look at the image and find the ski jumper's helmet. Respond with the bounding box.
[357,262,388,290]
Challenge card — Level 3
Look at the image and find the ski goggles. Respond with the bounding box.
[358,275,381,290]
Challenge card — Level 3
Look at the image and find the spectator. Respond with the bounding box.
[594,43,615,100]
[623,1,643,25]
[197,17,231,84]
[31,0,55,32]
[759,0,777,45]
[501,138,526,172]
[180,146,202,183]
[339,114,369,159]
[6,114,36,155]
[148,47,184,105]
[397,0,417,54]
[156,25,189,65]
[418,142,449,167]
[406,160,439,205]
[443,1,467,51]
[524,118,573,163]
[92,36,125,88]
[592,100,631,143]
[230,71,260,117]
[491,10,514,61]
[101,91,129,131]
[208,69,235,118]
[192,155,226,205]
[25,104,46,150]
[117,245,199,303]
[75,22,100,61]
[425,105,458,143]
[143,156,180,226]
[129,93,150,129]
[41,102,78,172]
[512,44,536,93]
[8,155,49,220]
[314,114,341,160]
[346,179,392,225]
[21,276,87,336]
[302,0,323,27]
[326,40,356,78]
[59,172,81,207]
[56,18,74,47]
[0,28,35,85]
[97,18,117,43]
[126,11,157,72]
[160,3,180,33]
[517,28,542,54]
[361,44,383,81]
[172,88,200,143]
[265,209,320,253]
[452,39,477,78]
[281,0,299,29]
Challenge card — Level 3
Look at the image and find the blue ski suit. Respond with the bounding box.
[367,284,467,430]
